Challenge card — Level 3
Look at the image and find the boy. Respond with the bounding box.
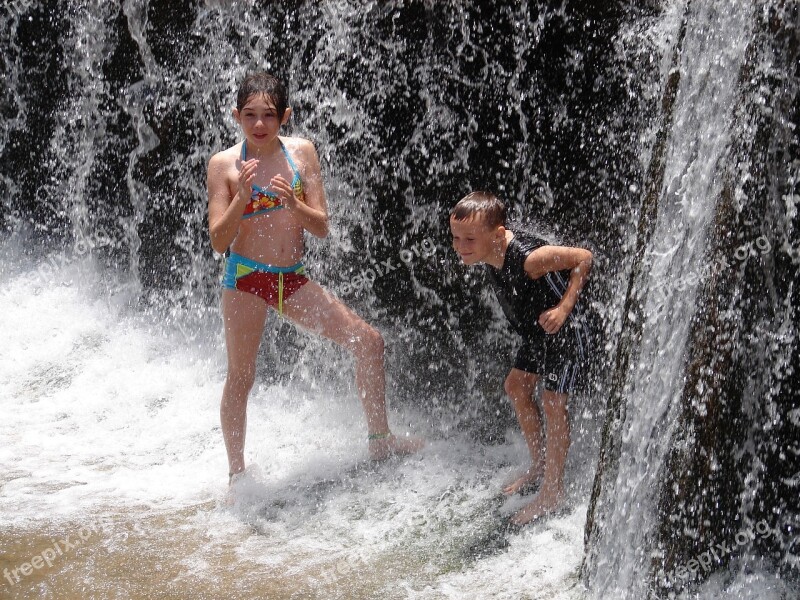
[449,191,593,525]
[207,72,422,486]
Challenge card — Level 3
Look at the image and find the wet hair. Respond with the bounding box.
[449,191,507,228]
[236,72,288,118]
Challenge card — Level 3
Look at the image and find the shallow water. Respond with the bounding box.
[0,257,591,599]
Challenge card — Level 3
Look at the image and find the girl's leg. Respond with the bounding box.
[503,368,544,494]
[221,289,269,480]
[281,281,422,459]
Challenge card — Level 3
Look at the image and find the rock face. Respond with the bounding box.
[1,2,797,597]
[583,2,800,598]
[0,0,648,431]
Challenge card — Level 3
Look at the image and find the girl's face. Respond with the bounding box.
[233,93,290,146]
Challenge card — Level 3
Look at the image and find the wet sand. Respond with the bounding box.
[1,504,412,600]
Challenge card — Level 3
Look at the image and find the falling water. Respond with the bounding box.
[585,0,755,596]
[1,1,797,599]
[584,0,799,598]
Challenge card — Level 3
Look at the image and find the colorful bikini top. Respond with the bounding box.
[240,140,304,219]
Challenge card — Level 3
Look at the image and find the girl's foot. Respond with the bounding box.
[368,433,425,461]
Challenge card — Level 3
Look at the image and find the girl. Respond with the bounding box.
[207,72,422,484]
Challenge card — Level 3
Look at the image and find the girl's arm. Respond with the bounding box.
[207,152,258,254]
[269,139,330,238]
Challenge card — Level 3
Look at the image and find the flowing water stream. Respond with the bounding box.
[1,1,797,599]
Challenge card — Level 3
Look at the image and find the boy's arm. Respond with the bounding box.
[207,152,256,254]
[524,245,593,334]
[270,139,330,238]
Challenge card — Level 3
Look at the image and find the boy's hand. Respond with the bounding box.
[539,305,569,334]
[270,174,305,210]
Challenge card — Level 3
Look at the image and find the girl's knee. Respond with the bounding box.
[509,394,538,418]
[226,367,256,395]
[354,325,384,358]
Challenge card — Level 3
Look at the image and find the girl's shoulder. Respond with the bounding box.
[280,135,316,156]
[208,142,243,170]
[279,137,321,177]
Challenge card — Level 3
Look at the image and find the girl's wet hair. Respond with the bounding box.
[236,72,288,117]
[450,191,507,228]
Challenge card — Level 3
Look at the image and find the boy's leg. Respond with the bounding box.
[503,368,544,495]
[281,281,423,459]
[511,388,569,525]
[221,289,270,480]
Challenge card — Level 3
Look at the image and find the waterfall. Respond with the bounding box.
[584,0,800,597]
[586,0,753,594]
[1,1,797,598]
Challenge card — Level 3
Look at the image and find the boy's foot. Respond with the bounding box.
[510,486,565,526]
[502,466,543,496]
[368,433,425,461]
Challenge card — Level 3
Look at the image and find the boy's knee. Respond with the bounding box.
[541,391,568,413]
[503,375,519,398]
[504,372,535,399]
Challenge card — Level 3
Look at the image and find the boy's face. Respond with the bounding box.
[449,216,503,266]
[233,93,291,145]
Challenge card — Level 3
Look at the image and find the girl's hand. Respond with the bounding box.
[270,174,304,210]
[539,305,569,334]
[238,158,259,203]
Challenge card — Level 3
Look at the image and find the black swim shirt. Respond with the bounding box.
[486,229,574,340]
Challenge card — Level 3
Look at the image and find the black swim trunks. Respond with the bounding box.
[487,228,592,394]
[513,322,588,394]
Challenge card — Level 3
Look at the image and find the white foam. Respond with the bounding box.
[1,255,590,598]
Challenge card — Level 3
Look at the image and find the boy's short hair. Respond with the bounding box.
[237,72,288,118]
[450,191,507,228]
